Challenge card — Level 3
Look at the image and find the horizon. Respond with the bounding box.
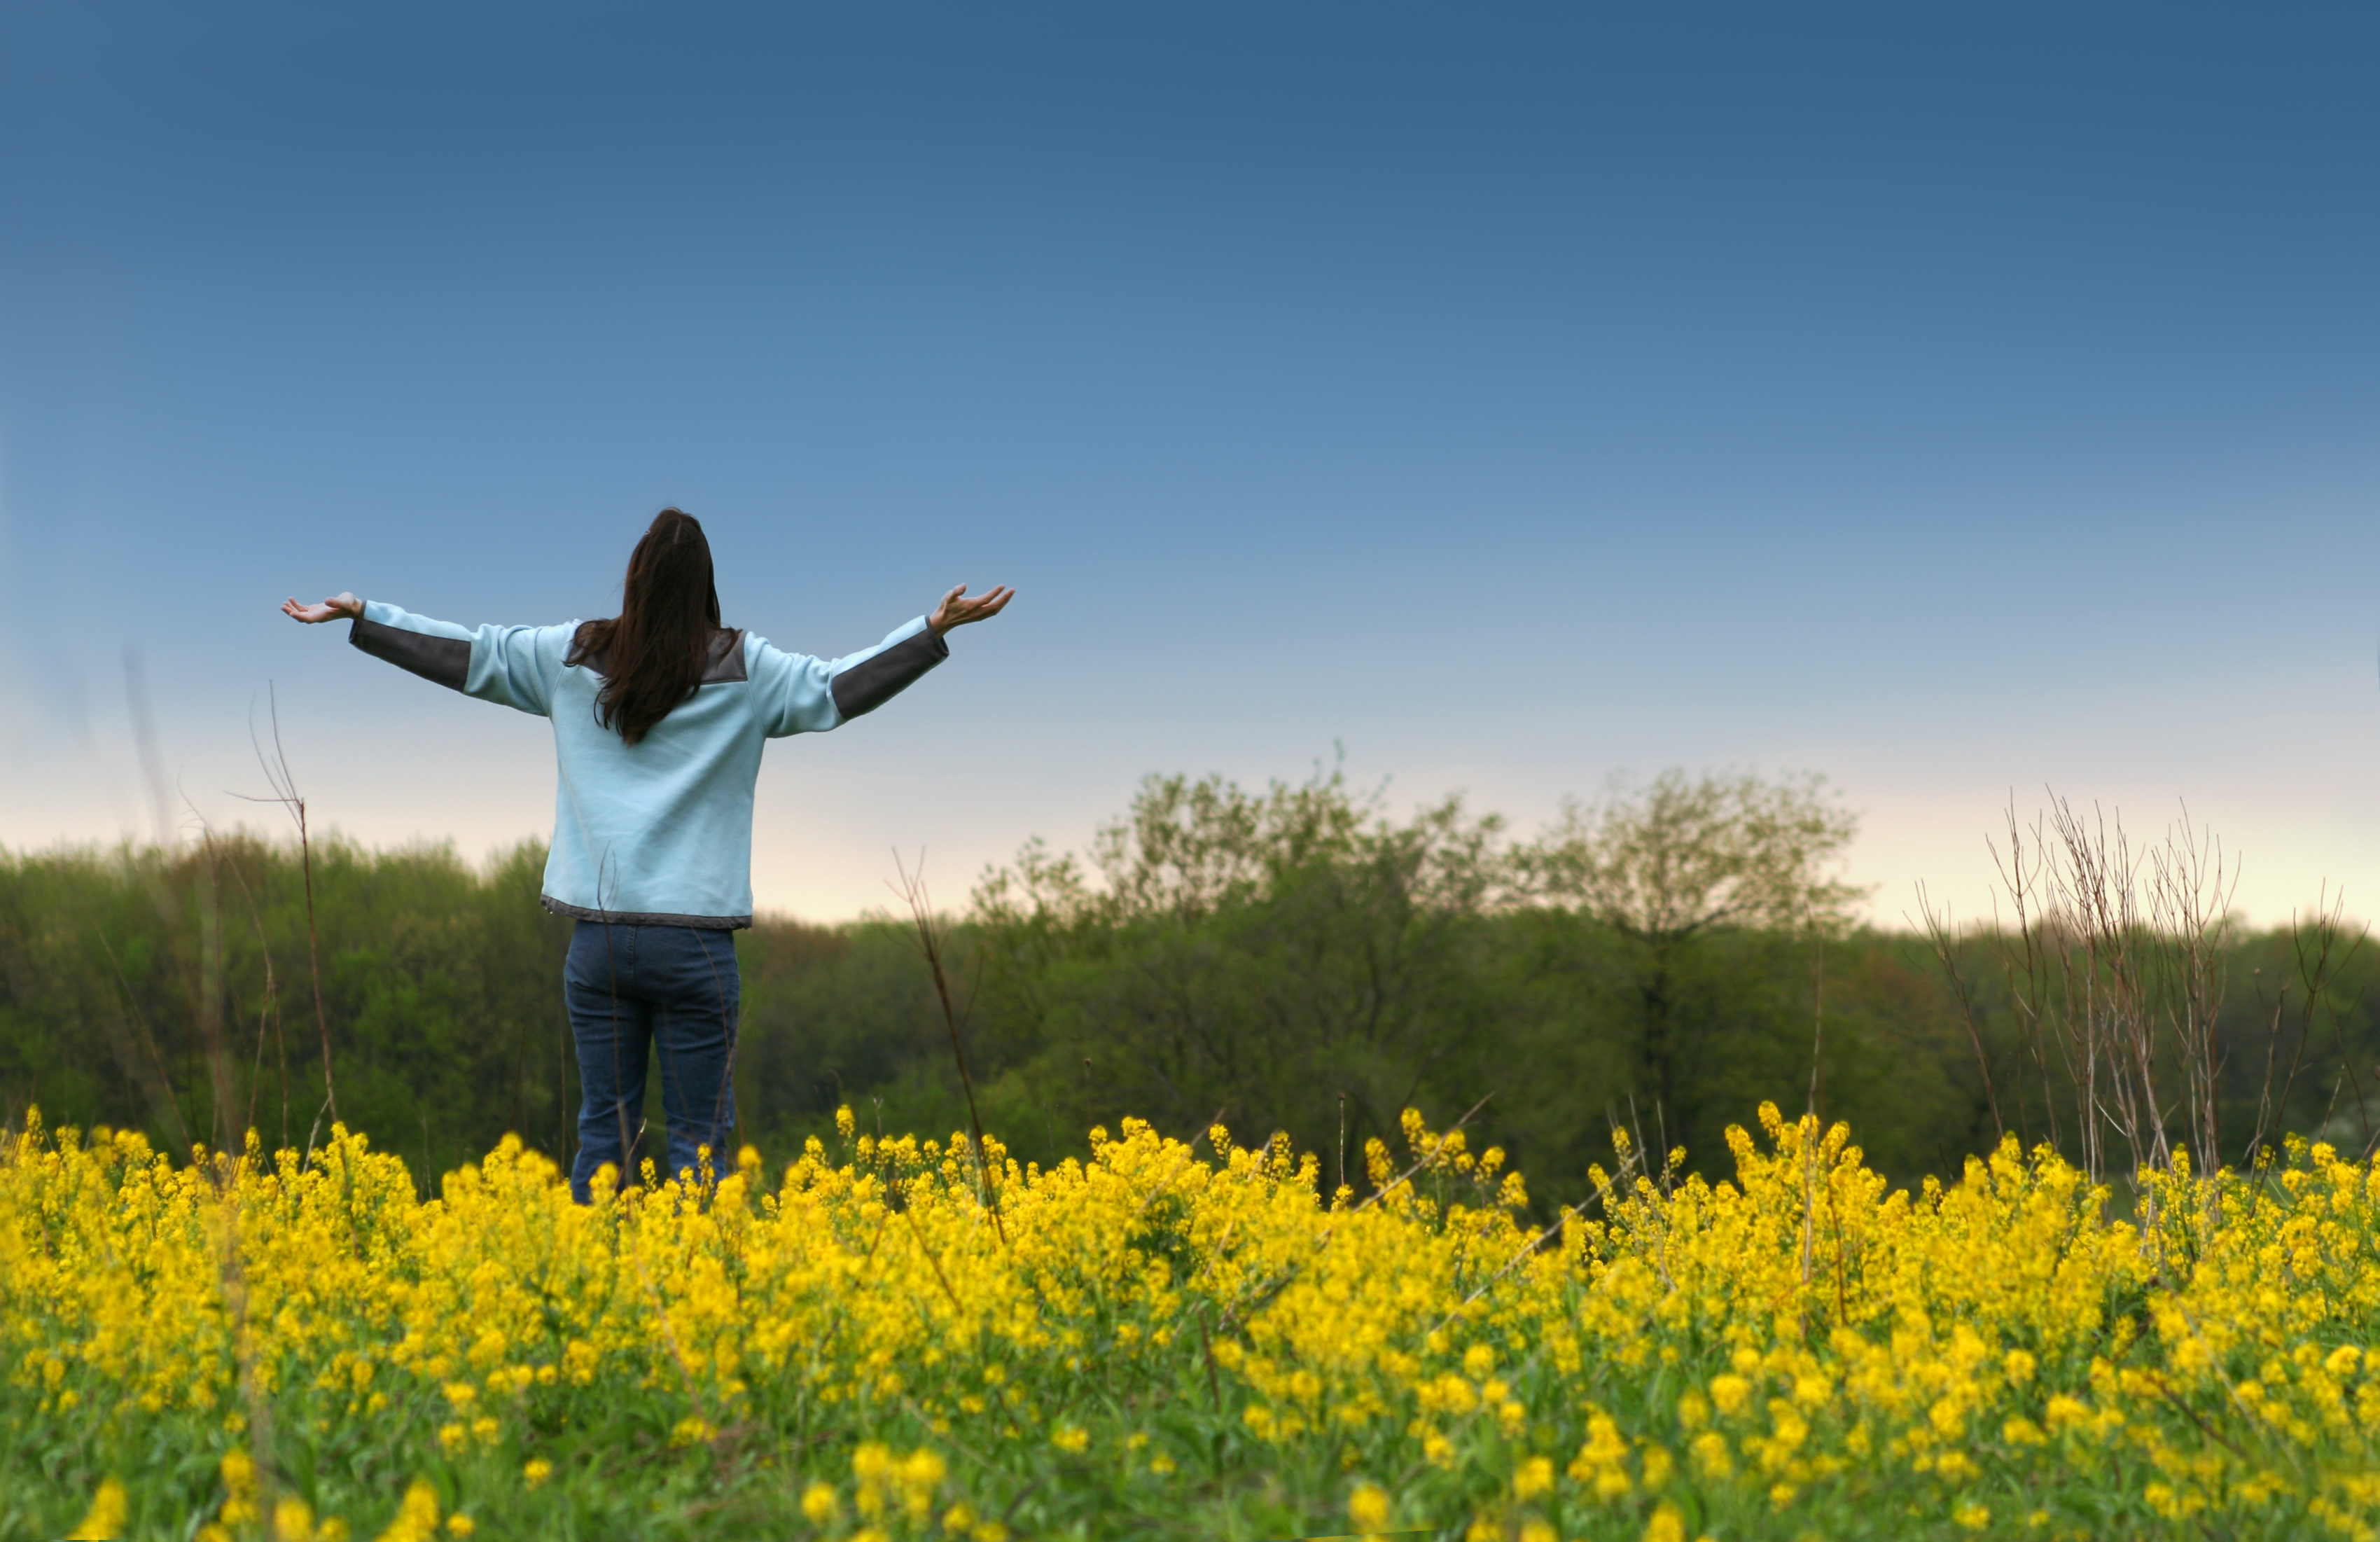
[4,777,2362,938]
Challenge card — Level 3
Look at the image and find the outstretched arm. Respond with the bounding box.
[755,583,1014,737]
[281,591,564,716]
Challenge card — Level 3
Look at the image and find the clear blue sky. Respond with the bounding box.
[4,1,2377,925]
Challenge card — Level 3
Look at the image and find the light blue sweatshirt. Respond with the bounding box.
[348,601,949,928]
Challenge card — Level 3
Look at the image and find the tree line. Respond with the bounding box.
[1,766,2372,1208]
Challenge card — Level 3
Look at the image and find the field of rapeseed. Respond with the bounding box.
[6,1105,2379,1542]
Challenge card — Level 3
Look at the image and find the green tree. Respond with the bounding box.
[968,765,1513,1176]
[1524,769,1865,1153]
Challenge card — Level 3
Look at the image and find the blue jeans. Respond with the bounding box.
[564,922,741,1204]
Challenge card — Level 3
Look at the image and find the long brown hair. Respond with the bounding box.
[569,508,730,744]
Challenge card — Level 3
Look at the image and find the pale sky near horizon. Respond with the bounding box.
[4,1,2378,929]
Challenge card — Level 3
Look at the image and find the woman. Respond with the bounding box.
[282,508,1012,1202]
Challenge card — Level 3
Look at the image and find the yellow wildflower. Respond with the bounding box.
[65,1478,127,1541]
[372,1482,440,1542]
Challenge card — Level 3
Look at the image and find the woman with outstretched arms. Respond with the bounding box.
[283,508,1012,1202]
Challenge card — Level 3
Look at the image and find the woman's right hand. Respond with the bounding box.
[282,592,363,624]
[928,583,1015,637]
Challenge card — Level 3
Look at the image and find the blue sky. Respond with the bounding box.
[4,0,2377,925]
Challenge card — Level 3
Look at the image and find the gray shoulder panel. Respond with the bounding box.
[831,627,949,720]
[351,614,469,691]
[702,630,748,684]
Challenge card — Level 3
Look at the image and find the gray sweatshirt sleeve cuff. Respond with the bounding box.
[829,626,949,719]
[350,603,471,691]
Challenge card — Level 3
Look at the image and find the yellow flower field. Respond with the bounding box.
[6,1103,2379,1541]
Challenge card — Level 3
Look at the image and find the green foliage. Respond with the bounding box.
[1,765,2373,1211]
[961,766,1986,1193]
[966,767,1515,1186]
[1527,767,1867,941]
[0,834,575,1191]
